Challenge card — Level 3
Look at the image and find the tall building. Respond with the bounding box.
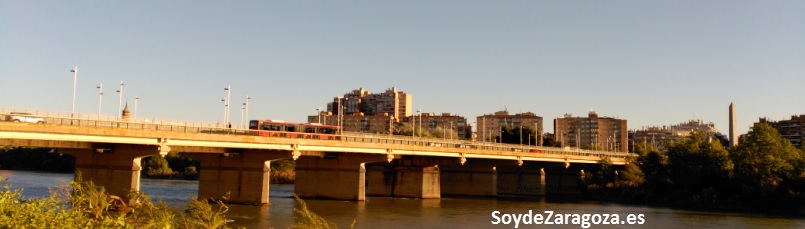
[629,119,720,150]
[326,87,412,120]
[757,115,805,147]
[476,110,543,145]
[729,102,738,147]
[403,112,471,140]
[308,112,396,134]
[554,111,627,153]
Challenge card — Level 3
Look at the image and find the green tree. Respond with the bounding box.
[495,126,539,145]
[731,123,805,197]
[664,131,733,203]
[145,155,174,177]
[633,142,671,199]
[393,123,440,139]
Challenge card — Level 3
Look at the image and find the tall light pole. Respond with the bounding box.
[337,96,342,134]
[221,98,227,126]
[316,107,321,123]
[240,103,245,129]
[245,95,252,126]
[96,83,102,118]
[417,109,422,138]
[134,96,139,121]
[70,66,78,118]
[224,85,231,126]
[116,81,125,121]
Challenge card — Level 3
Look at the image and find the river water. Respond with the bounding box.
[1,170,803,228]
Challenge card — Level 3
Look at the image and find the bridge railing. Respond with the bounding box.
[0,110,632,160]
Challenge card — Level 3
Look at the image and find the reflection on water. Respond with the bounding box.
[2,170,804,228]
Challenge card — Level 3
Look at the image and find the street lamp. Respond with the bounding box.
[223,85,231,125]
[240,103,245,129]
[416,109,422,137]
[116,81,125,121]
[70,66,78,119]
[244,95,252,127]
[221,98,227,126]
[134,96,139,121]
[96,83,102,119]
[316,107,321,123]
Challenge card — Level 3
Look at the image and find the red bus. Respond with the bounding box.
[249,120,299,137]
[302,123,340,139]
[249,120,340,139]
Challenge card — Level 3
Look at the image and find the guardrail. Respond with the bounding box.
[0,109,632,160]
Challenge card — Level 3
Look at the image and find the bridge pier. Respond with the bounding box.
[295,153,390,201]
[186,150,290,205]
[366,156,460,199]
[439,159,502,197]
[496,161,546,196]
[60,144,166,201]
[544,164,586,196]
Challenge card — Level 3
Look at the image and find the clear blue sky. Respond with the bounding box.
[2,1,804,135]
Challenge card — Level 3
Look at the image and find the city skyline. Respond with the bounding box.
[2,1,804,136]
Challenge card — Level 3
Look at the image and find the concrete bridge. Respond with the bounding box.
[0,110,632,205]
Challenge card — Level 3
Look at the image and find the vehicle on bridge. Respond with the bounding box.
[249,120,339,139]
[6,112,44,124]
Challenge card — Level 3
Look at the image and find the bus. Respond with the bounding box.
[249,120,340,139]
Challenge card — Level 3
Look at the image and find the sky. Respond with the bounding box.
[2,1,804,135]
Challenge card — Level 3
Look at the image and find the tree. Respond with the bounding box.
[731,123,805,197]
[664,131,733,202]
[145,155,174,177]
[495,126,539,145]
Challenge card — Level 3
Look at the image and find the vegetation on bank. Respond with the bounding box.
[1,174,346,228]
[0,174,236,228]
[0,148,296,184]
[0,147,74,173]
[581,123,805,215]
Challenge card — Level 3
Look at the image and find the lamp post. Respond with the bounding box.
[224,85,231,126]
[134,96,139,121]
[96,83,102,118]
[240,103,245,129]
[316,107,321,123]
[70,66,78,119]
[417,109,422,138]
[245,95,252,126]
[116,81,125,121]
[221,98,226,126]
[337,96,342,134]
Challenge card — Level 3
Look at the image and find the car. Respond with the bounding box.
[7,112,44,124]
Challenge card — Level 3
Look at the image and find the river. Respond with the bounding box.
[1,170,803,228]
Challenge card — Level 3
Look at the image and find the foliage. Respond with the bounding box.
[271,160,296,184]
[0,147,74,172]
[495,126,540,146]
[541,133,562,147]
[0,174,241,228]
[633,142,671,200]
[663,131,733,203]
[145,155,174,177]
[392,123,442,139]
[179,195,231,229]
[731,123,805,197]
[294,195,338,229]
[142,153,200,179]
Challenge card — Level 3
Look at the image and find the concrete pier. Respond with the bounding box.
[366,156,460,199]
[439,159,503,197]
[60,144,166,201]
[187,150,291,205]
[295,153,390,201]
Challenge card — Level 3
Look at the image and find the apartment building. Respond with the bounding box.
[554,111,627,153]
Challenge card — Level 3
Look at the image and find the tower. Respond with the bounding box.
[122,102,131,122]
[729,102,737,147]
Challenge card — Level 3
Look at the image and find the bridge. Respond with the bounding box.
[0,109,632,205]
